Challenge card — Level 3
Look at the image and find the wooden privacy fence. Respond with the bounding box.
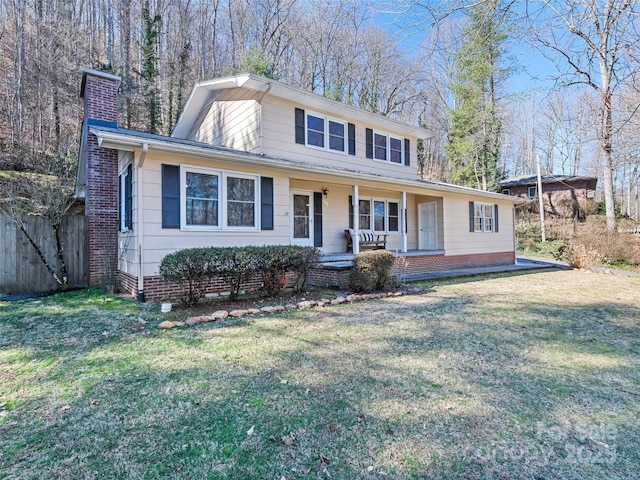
[0,214,87,295]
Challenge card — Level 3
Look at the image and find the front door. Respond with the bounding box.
[290,190,313,246]
[418,202,437,250]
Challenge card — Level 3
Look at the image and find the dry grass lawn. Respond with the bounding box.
[1,269,639,479]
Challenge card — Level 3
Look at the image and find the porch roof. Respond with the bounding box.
[87,123,525,204]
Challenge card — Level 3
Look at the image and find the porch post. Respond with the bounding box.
[352,185,359,254]
[400,191,407,253]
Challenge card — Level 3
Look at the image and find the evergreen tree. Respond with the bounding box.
[445,0,508,192]
[140,0,162,134]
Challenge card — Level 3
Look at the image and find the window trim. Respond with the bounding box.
[501,188,510,195]
[119,164,132,232]
[473,202,496,233]
[180,165,260,231]
[305,110,348,154]
[356,197,400,233]
[371,129,405,165]
[528,186,537,198]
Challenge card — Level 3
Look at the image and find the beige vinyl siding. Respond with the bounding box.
[117,151,139,277]
[136,151,290,277]
[261,95,419,181]
[118,148,517,277]
[188,88,261,153]
[442,195,515,255]
[289,179,410,253]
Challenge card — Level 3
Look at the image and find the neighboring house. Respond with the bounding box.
[500,175,597,218]
[77,69,524,300]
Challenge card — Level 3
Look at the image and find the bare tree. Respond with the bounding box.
[0,151,78,288]
[527,0,640,231]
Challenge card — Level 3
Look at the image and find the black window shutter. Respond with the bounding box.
[348,195,353,229]
[365,128,373,159]
[295,108,305,144]
[348,123,356,155]
[494,204,499,232]
[118,172,122,232]
[404,138,410,166]
[125,164,133,230]
[469,201,475,232]
[314,192,323,247]
[162,164,180,228]
[260,177,274,230]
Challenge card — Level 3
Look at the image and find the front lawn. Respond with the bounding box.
[1,270,639,479]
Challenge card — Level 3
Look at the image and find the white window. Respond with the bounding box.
[358,199,371,230]
[119,165,132,232]
[373,131,404,164]
[388,202,399,232]
[528,186,537,198]
[226,175,256,227]
[501,188,510,195]
[474,202,495,233]
[354,198,400,233]
[306,111,347,153]
[181,166,258,230]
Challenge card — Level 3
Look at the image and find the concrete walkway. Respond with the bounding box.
[401,256,571,282]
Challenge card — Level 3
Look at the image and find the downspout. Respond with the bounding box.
[136,143,148,301]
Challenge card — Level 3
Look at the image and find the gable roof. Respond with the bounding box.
[500,175,598,188]
[171,73,431,140]
[87,123,524,204]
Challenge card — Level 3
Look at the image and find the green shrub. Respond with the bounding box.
[290,246,321,292]
[159,248,210,307]
[208,246,260,300]
[349,250,395,293]
[160,245,322,303]
[515,220,571,262]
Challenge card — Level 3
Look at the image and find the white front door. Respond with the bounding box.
[290,190,313,246]
[418,202,437,250]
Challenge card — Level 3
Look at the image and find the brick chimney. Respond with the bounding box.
[80,69,121,288]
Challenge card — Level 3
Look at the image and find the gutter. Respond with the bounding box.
[89,127,524,204]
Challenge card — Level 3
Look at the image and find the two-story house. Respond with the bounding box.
[77,69,523,300]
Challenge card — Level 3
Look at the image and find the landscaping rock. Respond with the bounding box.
[297,300,313,309]
[331,296,346,305]
[185,316,209,326]
[321,298,331,304]
[261,305,286,314]
[173,321,185,327]
[285,304,297,310]
[247,308,261,315]
[185,317,200,326]
[158,320,176,330]
[346,294,357,302]
[211,310,229,320]
[229,309,249,317]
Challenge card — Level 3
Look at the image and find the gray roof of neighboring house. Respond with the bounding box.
[499,175,598,188]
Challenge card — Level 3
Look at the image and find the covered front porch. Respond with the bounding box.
[288,177,444,255]
[309,249,516,289]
